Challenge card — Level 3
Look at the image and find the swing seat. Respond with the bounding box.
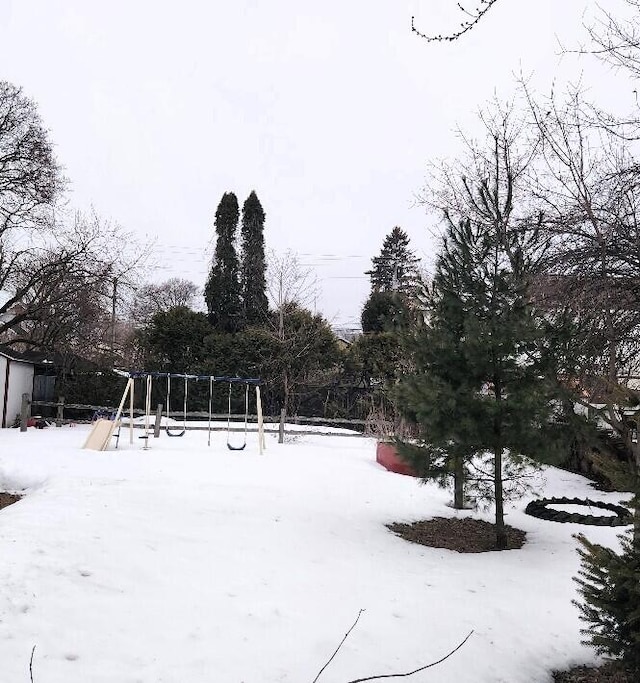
[226,381,249,451]
[227,442,246,451]
[165,374,188,437]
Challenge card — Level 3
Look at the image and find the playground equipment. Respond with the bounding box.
[83,372,265,453]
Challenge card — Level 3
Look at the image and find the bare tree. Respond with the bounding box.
[525,85,640,490]
[586,0,640,79]
[0,81,63,234]
[2,211,150,364]
[0,82,152,369]
[263,250,337,432]
[422,98,543,258]
[130,277,200,326]
[266,249,318,323]
[562,1,640,140]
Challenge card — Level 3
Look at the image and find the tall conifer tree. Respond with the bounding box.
[240,191,268,326]
[358,226,419,399]
[398,216,559,548]
[205,192,242,332]
[397,235,473,509]
[365,226,419,294]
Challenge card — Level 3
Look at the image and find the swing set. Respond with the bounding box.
[83,372,265,453]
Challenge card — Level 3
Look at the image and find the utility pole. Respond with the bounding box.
[111,276,118,359]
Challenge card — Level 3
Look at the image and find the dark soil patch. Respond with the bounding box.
[387,516,526,553]
[0,492,21,511]
[553,661,637,682]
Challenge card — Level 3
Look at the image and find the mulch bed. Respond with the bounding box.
[553,661,637,682]
[0,492,21,511]
[387,516,526,553]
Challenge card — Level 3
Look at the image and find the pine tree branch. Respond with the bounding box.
[345,630,474,683]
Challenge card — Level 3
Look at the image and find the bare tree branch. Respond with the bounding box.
[412,0,500,43]
[311,610,473,683]
[312,609,365,683]
[29,645,36,683]
[345,630,474,683]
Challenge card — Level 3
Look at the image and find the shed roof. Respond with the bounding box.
[0,344,47,366]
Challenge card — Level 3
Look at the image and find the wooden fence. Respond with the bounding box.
[25,397,370,439]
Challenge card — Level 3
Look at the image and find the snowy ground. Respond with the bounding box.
[0,424,630,683]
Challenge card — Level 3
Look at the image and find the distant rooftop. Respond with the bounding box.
[332,327,361,344]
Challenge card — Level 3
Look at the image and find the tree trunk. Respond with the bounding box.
[453,454,465,509]
[283,371,290,416]
[279,371,289,445]
[111,276,118,359]
[493,379,507,549]
[278,407,286,444]
[494,442,507,549]
[632,439,640,549]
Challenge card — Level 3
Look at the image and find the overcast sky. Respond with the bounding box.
[0,0,629,328]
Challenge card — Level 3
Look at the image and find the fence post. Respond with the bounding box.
[278,408,286,444]
[154,403,163,438]
[20,393,31,432]
[56,395,65,427]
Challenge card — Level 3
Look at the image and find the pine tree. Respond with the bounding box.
[366,226,419,294]
[396,241,475,509]
[204,192,242,332]
[397,217,559,548]
[360,291,407,333]
[240,191,268,326]
[574,528,640,672]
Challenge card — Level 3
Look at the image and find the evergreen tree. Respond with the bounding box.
[358,228,419,421]
[205,192,242,332]
[360,291,407,333]
[397,216,560,548]
[138,306,210,371]
[396,243,474,509]
[574,528,640,672]
[240,191,268,326]
[365,226,419,294]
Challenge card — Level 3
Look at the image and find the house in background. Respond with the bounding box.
[0,346,36,428]
[332,326,361,352]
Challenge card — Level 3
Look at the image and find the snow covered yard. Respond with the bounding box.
[0,426,629,682]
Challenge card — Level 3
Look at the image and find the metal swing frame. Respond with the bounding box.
[108,371,265,453]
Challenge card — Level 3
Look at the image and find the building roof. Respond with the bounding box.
[0,344,40,365]
[0,343,103,372]
[332,327,361,344]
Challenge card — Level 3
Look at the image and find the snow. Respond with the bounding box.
[546,503,618,517]
[0,425,630,682]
